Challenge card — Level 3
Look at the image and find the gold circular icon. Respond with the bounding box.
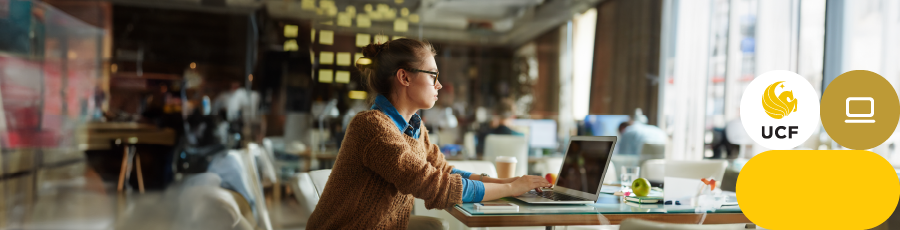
[821,70,900,150]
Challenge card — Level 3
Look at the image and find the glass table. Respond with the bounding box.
[447,194,749,228]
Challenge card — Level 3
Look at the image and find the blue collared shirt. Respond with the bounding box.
[371,94,484,202]
[371,94,422,139]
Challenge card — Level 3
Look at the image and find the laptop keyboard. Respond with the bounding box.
[526,190,589,201]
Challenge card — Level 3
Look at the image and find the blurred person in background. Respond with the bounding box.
[213,81,247,122]
[307,38,550,229]
[141,84,169,126]
[212,81,261,148]
[476,98,525,155]
[617,108,666,155]
[618,120,633,135]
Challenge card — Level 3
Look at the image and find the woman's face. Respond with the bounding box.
[405,54,442,109]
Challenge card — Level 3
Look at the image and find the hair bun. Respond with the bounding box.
[358,43,387,70]
[362,43,386,58]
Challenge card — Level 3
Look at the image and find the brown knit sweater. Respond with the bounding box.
[306,110,463,229]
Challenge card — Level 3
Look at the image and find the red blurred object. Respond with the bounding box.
[544,173,557,184]
[3,130,61,148]
[1,57,43,130]
[700,178,717,191]
[0,56,70,148]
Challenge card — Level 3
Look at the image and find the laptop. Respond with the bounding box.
[512,136,616,204]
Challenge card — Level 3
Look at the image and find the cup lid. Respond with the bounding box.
[495,156,518,163]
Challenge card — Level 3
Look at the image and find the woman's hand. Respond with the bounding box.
[508,175,552,196]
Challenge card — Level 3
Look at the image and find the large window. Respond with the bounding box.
[662,0,825,160]
[825,0,900,161]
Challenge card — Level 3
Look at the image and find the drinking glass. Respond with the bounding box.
[620,166,641,191]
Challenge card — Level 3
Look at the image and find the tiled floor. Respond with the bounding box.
[6,177,116,229]
[266,188,311,230]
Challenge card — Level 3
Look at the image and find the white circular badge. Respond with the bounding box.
[740,70,821,150]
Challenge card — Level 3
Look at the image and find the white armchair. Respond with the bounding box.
[291,172,319,220]
[293,169,444,229]
[308,169,332,196]
[641,160,728,184]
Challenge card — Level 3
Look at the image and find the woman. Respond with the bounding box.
[307,38,551,229]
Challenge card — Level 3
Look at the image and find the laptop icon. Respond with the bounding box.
[845,97,875,123]
[512,136,616,204]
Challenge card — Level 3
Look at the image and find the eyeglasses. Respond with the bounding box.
[403,68,439,85]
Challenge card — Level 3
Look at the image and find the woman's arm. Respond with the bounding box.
[355,120,464,209]
[481,175,552,201]
[465,174,517,184]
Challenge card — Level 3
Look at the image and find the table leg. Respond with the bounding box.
[135,153,145,193]
[272,180,282,229]
[274,180,281,204]
[122,145,136,192]
[117,146,128,192]
[304,156,311,172]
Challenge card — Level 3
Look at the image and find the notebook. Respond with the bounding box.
[625,201,664,209]
[625,196,664,204]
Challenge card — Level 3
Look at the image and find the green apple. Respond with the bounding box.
[631,177,651,197]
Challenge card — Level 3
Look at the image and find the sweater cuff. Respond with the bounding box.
[447,174,464,207]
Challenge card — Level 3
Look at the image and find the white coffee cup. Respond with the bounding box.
[495,156,518,179]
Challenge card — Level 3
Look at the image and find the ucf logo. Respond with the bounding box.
[762,81,798,139]
[763,81,798,119]
[740,70,820,150]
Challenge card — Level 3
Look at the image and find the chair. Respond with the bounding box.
[463,132,477,159]
[113,173,256,230]
[232,150,274,230]
[291,173,319,218]
[248,143,277,187]
[299,169,444,230]
[619,218,747,230]
[664,160,728,181]
[642,160,728,184]
[262,137,277,159]
[437,128,459,146]
[640,159,666,183]
[638,143,665,169]
[484,135,529,177]
[290,171,328,228]
[725,119,753,159]
[308,169,332,197]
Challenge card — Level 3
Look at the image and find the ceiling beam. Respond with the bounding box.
[102,0,261,14]
[500,0,603,47]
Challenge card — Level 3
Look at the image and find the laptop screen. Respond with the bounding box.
[555,140,614,195]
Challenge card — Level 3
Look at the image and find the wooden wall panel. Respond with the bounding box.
[588,0,662,125]
[532,27,561,117]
